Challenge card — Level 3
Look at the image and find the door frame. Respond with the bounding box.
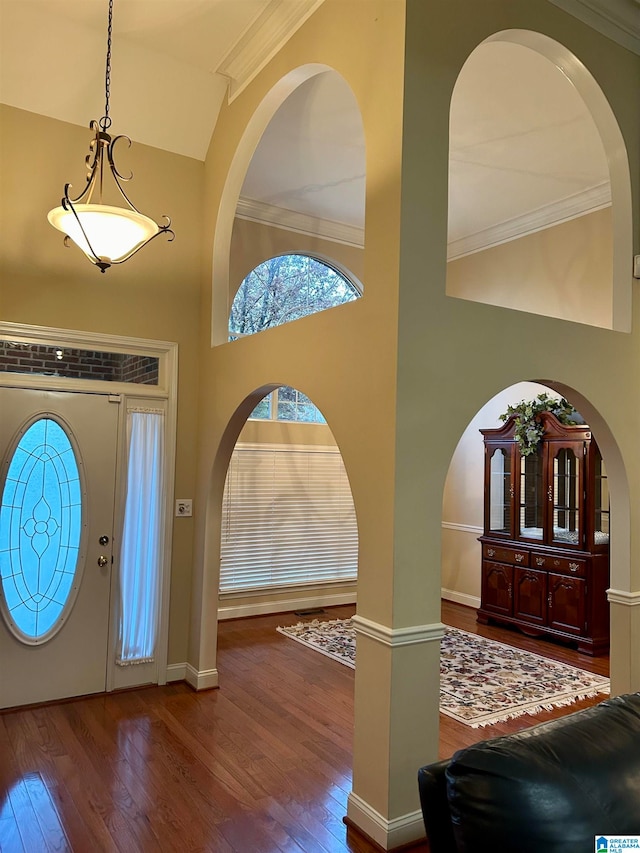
[0,321,178,691]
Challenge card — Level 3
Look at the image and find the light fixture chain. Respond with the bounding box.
[48,0,174,272]
[101,0,114,131]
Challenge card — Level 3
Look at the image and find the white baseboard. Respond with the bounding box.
[346,792,425,850]
[441,588,481,609]
[166,663,187,683]
[185,664,219,690]
[218,590,357,620]
[166,662,219,689]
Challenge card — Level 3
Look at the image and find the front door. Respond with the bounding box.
[0,389,119,709]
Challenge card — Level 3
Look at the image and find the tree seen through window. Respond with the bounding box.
[251,386,326,423]
[229,254,359,338]
[230,254,360,423]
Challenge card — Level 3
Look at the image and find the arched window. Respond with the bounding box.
[250,386,326,423]
[229,254,360,339]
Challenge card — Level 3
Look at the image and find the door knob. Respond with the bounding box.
[97,555,109,567]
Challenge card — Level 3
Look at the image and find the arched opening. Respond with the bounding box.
[441,380,629,721]
[213,66,366,345]
[214,385,358,621]
[446,31,632,331]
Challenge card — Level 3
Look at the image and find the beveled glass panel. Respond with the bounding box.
[552,447,580,546]
[594,452,610,545]
[0,418,83,642]
[488,448,511,534]
[519,451,544,539]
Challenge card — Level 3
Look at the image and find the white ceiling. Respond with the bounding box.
[1,0,637,252]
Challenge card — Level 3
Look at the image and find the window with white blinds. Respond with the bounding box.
[220,444,358,593]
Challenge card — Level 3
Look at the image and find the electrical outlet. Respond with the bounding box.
[175,499,193,517]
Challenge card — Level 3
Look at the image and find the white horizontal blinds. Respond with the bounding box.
[220,444,358,592]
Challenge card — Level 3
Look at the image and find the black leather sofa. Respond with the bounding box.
[417,693,640,853]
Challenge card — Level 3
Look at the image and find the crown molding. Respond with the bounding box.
[447,182,611,260]
[237,184,610,257]
[235,197,365,247]
[548,0,640,55]
[217,0,325,101]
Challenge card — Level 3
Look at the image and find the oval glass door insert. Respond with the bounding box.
[0,417,84,643]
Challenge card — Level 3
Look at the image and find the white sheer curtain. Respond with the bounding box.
[117,408,164,665]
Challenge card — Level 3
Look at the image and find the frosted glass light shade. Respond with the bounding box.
[47,203,159,265]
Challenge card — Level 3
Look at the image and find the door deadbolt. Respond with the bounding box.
[97,555,109,567]
[99,535,109,546]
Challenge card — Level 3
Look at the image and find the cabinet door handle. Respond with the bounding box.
[569,562,579,572]
[548,594,553,608]
[548,486,553,502]
[535,557,545,566]
[515,553,524,563]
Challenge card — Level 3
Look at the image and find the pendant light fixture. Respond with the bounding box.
[47,0,174,273]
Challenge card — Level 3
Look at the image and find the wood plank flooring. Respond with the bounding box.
[0,602,609,852]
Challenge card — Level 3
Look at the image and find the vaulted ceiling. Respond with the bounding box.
[1,0,638,252]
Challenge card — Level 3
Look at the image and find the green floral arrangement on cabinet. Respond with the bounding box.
[499,392,579,456]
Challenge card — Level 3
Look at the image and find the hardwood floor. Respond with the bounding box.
[0,602,609,852]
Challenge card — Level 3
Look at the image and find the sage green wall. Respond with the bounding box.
[192,0,639,839]
[391,3,638,828]
[397,0,639,611]
[0,104,204,667]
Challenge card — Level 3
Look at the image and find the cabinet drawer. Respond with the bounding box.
[531,553,586,578]
[482,544,529,567]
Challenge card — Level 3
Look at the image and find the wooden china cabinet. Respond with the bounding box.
[478,411,610,655]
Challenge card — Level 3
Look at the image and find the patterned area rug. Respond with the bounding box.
[276,617,609,727]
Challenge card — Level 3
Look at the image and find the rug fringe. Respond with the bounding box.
[277,618,610,728]
[466,688,609,728]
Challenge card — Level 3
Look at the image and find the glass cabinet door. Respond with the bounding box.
[550,446,582,547]
[519,451,544,540]
[594,451,610,546]
[488,447,512,535]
